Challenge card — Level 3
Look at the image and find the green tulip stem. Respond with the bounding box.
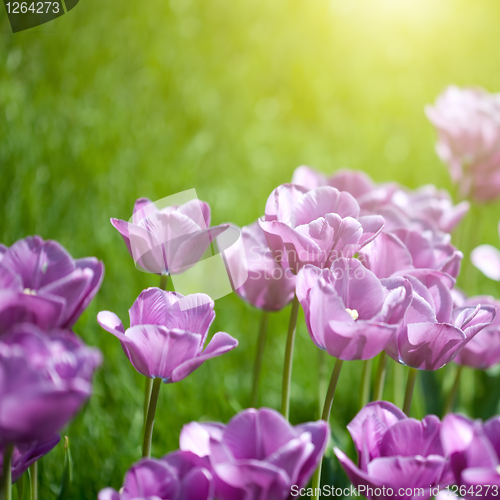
[311,358,344,500]
[1,445,13,500]
[142,378,162,458]
[373,351,387,401]
[359,358,372,408]
[251,311,269,408]
[403,367,419,416]
[280,295,300,420]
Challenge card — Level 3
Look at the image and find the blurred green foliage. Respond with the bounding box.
[1,0,500,497]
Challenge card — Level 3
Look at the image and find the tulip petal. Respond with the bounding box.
[179,467,214,500]
[399,322,465,370]
[170,331,238,382]
[97,311,125,337]
[180,421,225,457]
[471,245,500,281]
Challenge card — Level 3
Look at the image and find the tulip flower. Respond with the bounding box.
[296,258,409,361]
[97,288,238,383]
[98,287,237,458]
[335,401,451,500]
[0,436,59,483]
[179,407,329,500]
[292,166,468,234]
[426,85,500,202]
[382,270,495,371]
[259,184,384,274]
[359,229,462,280]
[453,295,500,369]
[0,324,101,444]
[0,236,104,333]
[98,451,214,500]
[441,414,500,496]
[233,221,295,312]
[111,197,229,275]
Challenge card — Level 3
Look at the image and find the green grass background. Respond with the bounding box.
[1,0,500,497]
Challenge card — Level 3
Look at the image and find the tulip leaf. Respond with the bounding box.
[56,437,72,500]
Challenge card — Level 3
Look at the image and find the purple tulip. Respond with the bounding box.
[259,184,384,274]
[0,324,101,444]
[426,86,500,202]
[292,167,468,234]
[98,451,214,500]
[0,436,59,483]
[111,197,229,275]
[335,401,451,500]
[452,296,500,369]
[359,229,462,280]
[296,258,410,360]
[0,236,104,333]
[232,221,296,311]
[97,288,238,382]
[441,414,500,498]
[383,270,495,370]
[180,407,329,500]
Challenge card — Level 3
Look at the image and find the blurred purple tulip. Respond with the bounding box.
[292,167,468,234]
[296,258,410,360]
[471,222,500,281]
[441,414,500,498]
[426,86,500,201]
[98,451,214,500]
[383,270,495,370]
[97,288,238,382]
[0,236,104,333]
[359,229,462,280]
[335,401,451,500]
[232,221,295,311]
[453,295,500,369]
[0,436,59,483]
[0,324,101,444]
[180,407,329,500]
[111,197,229,275]
[259,184,384,274]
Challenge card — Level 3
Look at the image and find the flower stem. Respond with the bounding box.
[251,311,269,408]
[159,274,168,291]
[403,367,419,416]
[359,359,372,408]
[29,462,37,500]
[143,377,153,426]
[1,445,13,500]
[311,358,344,500]
[142,378,162,458]
[443,365,463,415]
[373,351,387,401]
[280,295,300,421]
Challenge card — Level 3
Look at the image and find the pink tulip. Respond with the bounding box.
[259,184,384,274]
[426,86,500,201]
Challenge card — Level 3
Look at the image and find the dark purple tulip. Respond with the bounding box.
[180,407,330,500]
[453,295,500,369]
[0,436,59,483]
[441,414,500,499]
[232,221,296,311]
[111,197,229,275]
[259,184,384,274]
[0,236,104,332]
[292,167,468,234]
[382,270,495,370]
[97,288,238,382]
[296,258,410,360]
[335,401,450,500]
[0,324,101,444]
[98,451,214,500]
